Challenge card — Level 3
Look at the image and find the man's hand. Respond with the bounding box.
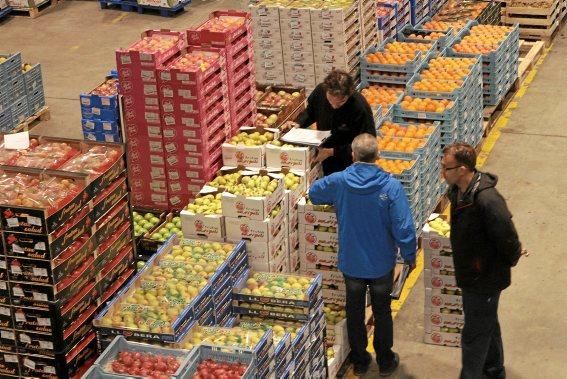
[280,121,299,132]
[315,147,334,163]
[405,260,416,273]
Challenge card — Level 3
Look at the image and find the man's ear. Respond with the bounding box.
[352,151,355,162]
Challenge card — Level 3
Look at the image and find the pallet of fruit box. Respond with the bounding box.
[502,0,562,42]
[94,235,247,342]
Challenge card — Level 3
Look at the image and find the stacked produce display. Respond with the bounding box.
[0,136,135,378]
[422,215,462,347]
[254,84,305,130]
[0,52,46,133]
[80,72,122,143]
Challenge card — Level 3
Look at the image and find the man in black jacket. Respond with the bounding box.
[295,70,376,175]
[441,143,526,379]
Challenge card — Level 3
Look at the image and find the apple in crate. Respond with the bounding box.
[185,193,222,215]
[259,91,300,108]
[133,211,161,237]
[207,171,242,188]
[131,35,180,53]
[198,15,246,32]
[229,130,275,146]
[254,113,278,128]
[91,78,118,96]
[170,51,220,72]
[149,216,182,242]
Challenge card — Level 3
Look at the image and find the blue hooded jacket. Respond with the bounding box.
[309,162,417,279]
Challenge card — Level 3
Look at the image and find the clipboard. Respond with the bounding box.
[280,128,331,147]
[390,264,410,300]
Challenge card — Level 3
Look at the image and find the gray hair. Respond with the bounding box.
[352,133,378,163]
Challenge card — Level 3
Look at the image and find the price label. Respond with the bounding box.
[4,354,17,363]
[37,318,51,326]
[34,242,46,251]
[0,282,6,290]
[10,265,22,275]
[0,307,10,316]
[33,292,48,301]
[1,330,14,340]
[417,113,427,119]
[12,287,24,297]
[15,312,26,322]
[11,244,24,254]
[23,358,35,370]
[19,334,31,344]
[44,366,56,374]
[33,268,48,277]
[39,341,53,350]
[0,260,6,269]
[27,216,42,226]
[6,218,19,228]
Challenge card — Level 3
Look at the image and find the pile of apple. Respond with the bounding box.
[428,217,450,237]
[207,171,242,188]
[192,359,249,379]
[60,146,121,176]
[259,90,300,108]
[283,172,301,191]
[268,140,295,148]
[239,315,304,340]
[324,303,346,325]
[22,63,34,73]
[313,225,337,233]
[107,351,181,378]
[228,130,275,146]
[185,193,222,215]
[198,15,246,32]
[305,198,335,213]
[91,78,118,96]
[133,211,161,237]
[0,173,83,213]
[13,141,79,169]
[239,273,314,300]
[148,216,182,242]
[180,326,265,350]
[254,113,279,128]
[130,35,180,53]
[223,175,279,197]
[170,51,220,72]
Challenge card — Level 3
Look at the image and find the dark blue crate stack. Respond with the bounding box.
[22,62,45,116]
[428,0,448,17]
[80,71,122,143]
[396,0,412,31]
[410,0,430,26]
[0,52,30,133]
[407,56,483,146]
[445,23,520,107]
[377,3,398,42]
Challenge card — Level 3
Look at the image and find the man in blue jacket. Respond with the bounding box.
[309,133,417,376]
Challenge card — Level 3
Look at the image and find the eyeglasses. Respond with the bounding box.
[441,166,461,171]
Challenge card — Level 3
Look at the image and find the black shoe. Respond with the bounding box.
[379,352,399,377]
[353,363,370,376]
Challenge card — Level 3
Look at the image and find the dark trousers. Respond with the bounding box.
[343,271,395,368]
[460,289,505,379]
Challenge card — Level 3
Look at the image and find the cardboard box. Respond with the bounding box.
[424,309,464,334]
[288,226,299,252]
[265,144,315,171]
[224,203,286,243]
[298,224,339,252]
[254,38,284,51]
[266,167,306,209]
[322,287,346,306]
[424,269,458,292]
[288,248,299,273]
[425,288,462,308]
[300,248,338,270]
[228,220,287,265]
[250,4,281,23]
[180,191,225,241]
[423,254,456,276]
[248,238,288,273]
[221,171,284,221]
[297,198,337,227]
[307,163,323,185]
[300,268,344,290]
[222,127,279,168]
[424,331,461,347]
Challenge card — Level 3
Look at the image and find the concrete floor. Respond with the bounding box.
[1,3,567,378]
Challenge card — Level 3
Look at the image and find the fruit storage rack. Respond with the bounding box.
[98,0,192,18]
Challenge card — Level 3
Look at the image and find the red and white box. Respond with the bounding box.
[298,224,339,252]
[222,126,279,168]
[116,29,187,69]
[424,331,461,347]
[425,288,462,309]
[300,248,339,270]
[224,202,286,243]
[301,267,345,291]
[265,143,316,172]
[297,197,338,227]
[187,10,251,49]
[424,269,459,293]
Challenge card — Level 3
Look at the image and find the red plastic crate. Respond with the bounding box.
[161,111,227,143]
[228,76,254,104]
[130,189,169,211]
[159,73,225,103]
[226,42,253,71]
[227,58,254,86]
[116,29,187,68]
[187,10,251,48]
[159,46,226,82]
[168,192,197,211]
[184,143,223,170]
[168,84,227,117]
[124,120,164,139]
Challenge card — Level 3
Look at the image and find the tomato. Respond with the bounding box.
[142,360,154,370]
[154,361,167,372]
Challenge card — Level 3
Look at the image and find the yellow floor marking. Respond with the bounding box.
[366,43,553,355]
[111,13,128,24]
[69,45,80,51]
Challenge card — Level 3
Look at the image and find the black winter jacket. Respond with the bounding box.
[448,171,522,294]
[296,84,376,175]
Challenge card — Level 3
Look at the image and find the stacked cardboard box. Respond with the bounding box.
[0,137,135,378]
[422,216,462,347]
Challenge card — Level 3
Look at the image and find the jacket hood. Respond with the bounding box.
[344,163,390,194]
[456,171,498,206]
[478,171,498,192]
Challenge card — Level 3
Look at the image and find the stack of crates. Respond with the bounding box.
[80,72,122,142]
[360,0,379,51]
[311,1,362,87]
[361,38,435,87]
[157,47,231,209]
[406,55,483,147]
[1,52,45,133]
[376,2,398,43]
[250,0,287,86]
[428,0,448,17]
[445,22,519,107]
[422,216,463,348]
[396,0,412,30]
[22,61,45,117]
[187,10,256,133]
[397,23,456,51]
[116,29,187,211]
[410,0,430,26]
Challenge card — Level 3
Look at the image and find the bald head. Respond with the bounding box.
[352,133,379,163]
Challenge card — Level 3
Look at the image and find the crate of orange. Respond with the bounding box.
[361,48,423,73]
[381,37,438,60]
[358,84,404,118]
[397,25,455,50]
[376,157,420,183]
[378,121,440,152]
[394,95,457,121]
[406,75,470,101]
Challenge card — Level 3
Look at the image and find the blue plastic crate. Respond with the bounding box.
[185,344,256,379]
[0,52,22,82]
[361,71,415,85]
[23,63,43,93]
[0,107,13,132]
[0,84,9,110]
[10,96,29,125]
[398,24,455,50]
[27,87,46,115]
[361,47,424,73]
[407,75,472,101]
[393,101,458,122]
[6,73,26,103]
[80,76,119,109]
[81,118,121,134]
[99,130,123,143]
[81,105,119,121]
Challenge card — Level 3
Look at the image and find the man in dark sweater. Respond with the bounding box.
[442,143,526,379]
[295,70,376,176]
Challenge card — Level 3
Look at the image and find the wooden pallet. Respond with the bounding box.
[10,0,59,18]
[502,0,563,45]
[13,106,50,133]
[482,78,520,136]
[98,0,190,17]
[518,40,545,83]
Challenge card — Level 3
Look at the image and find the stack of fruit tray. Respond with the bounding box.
[116,29,187,211]
[360,0,380,51]
[93,235,247,345]
[360,38,436,86]
[428,0,448,18]
[397,24,455,51]
[406,55,483,146]
[80,71,122,143]
[445,23,519,106]
[157,46,231,209]
[175,323,275,377]
[396,0,412,30]
[255,84,306,130]
[22,60,45,118]
[375,121,441,229]
[376,2,398,43]
[311,1,361,85]
[410,0,429,25]
[184,344,257,379]
[358,83,405,120]
[86,336,192,378]
[421,215,463,348]
[187,10,256,133]
[232,269,325,378]
[0,52,45,133]
[0,138,135,379]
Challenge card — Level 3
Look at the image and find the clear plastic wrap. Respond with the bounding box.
[13,142,79,169]
[60,145,122,176]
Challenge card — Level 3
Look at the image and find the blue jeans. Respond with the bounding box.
[343,271,395,368]
[460,290,505,379]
